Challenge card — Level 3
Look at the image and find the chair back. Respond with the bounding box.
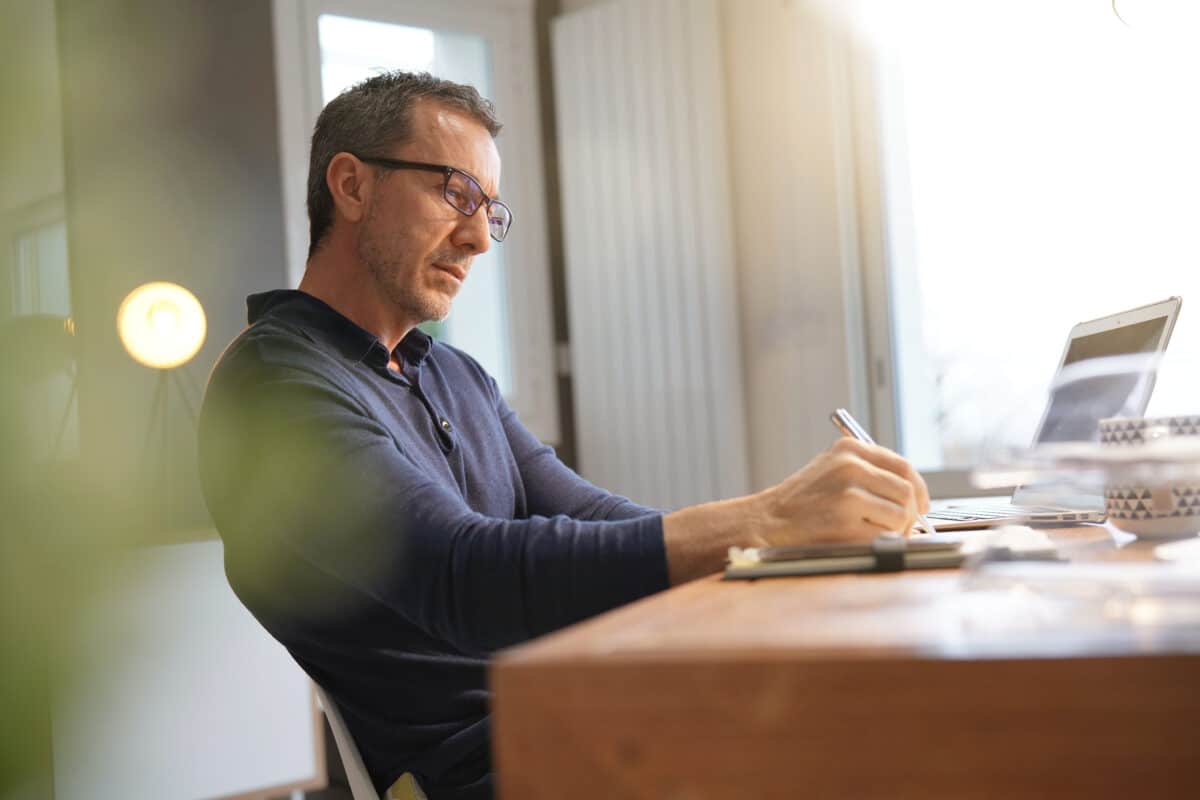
[313,683,428,800]
[314,683,381,800]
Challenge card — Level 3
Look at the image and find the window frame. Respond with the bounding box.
[270,0,560,444]
[2,192,68,317]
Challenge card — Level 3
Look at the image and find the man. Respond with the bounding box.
[198,71,929,800]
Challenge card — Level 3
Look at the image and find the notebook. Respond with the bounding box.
[926,296,1182,530]
[723,527,1060,579]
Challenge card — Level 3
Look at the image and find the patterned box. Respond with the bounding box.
[1100,415,1200,538]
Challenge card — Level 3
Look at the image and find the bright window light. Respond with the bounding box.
[869,0,1200,469]
[317,15,435,102]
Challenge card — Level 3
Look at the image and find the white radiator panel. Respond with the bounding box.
[552,0,749,510]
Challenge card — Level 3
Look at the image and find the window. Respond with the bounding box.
[272,0,559,441]
[2,195,78,461]
[861,0,1200,493]
[12,218,70,317]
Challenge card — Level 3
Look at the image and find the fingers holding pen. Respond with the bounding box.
[763,439,933,545]
[831,436,930,516]
[826,441,921,534]
[829,409,930,516]
[842,486,913,537]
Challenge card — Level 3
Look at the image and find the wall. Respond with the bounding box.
[51,540,323,800]
[0,0,65,215]
[720,0,865,487]
[557,0,602,12]
[2,5,72,797]
[56,0,288,537]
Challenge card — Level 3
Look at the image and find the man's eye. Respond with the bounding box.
[447,186,477,209]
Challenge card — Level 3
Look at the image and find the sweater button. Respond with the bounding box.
[440,418,452,432]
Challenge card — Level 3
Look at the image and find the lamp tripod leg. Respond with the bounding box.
[172,368,198,424]
[161,369,169,536]
[140,370,169,536]
[51,366,78,460]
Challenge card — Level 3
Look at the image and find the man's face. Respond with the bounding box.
[355,100,501,327]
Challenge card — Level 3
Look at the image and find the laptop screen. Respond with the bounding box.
[1011,307,1175,510]
[1034,315,1169,444]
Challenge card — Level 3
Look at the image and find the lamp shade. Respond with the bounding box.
[117,282,207,369]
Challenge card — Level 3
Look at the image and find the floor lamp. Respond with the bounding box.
[117,282,207,534]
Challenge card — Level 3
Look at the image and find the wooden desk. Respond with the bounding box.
[491,527,1200,798]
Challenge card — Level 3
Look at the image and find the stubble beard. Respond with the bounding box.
[357,209,453,324]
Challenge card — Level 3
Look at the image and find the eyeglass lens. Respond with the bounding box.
[444,170,512,242]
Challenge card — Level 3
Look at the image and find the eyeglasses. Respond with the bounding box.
[355,155,513,242]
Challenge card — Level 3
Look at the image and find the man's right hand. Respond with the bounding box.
[756,436,931,546]
[661,437,931,585]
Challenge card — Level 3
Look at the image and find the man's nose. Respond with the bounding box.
[450,206,492,255]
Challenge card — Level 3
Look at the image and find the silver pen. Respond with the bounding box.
[830,407,937,535]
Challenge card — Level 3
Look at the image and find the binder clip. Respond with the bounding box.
[872,532,907,572]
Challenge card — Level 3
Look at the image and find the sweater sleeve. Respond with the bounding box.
[490,377,664,522]
[199,355,668,657]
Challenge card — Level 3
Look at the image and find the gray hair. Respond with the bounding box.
[306,71,502,258]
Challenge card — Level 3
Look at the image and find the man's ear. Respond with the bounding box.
[326,153,372,224]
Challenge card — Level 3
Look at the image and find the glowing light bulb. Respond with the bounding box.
[148,300,181,335]
[117,282,206,369]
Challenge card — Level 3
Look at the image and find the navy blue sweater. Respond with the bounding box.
[197,291,668,798]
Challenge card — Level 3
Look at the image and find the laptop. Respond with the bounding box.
[925,296,1182,530]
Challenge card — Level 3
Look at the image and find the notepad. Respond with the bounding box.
[723,526,1059,580]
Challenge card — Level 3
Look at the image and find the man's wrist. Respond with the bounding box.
[743,486,782,549]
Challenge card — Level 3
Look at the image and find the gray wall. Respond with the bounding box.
[0,0,65,214]
[57,0,288,537]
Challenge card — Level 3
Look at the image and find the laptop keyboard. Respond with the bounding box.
[927,504,1066,521]
[927,508,1015,521]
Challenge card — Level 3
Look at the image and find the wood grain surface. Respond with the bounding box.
[491,526,1200,798]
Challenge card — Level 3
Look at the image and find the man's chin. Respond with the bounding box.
[387,284,454,326]
[419,296,453,324]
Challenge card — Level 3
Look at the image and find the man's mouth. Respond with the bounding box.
[433,263,467,283]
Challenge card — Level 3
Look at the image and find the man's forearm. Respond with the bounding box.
[662,492,774,585]
[660,438,933,586]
